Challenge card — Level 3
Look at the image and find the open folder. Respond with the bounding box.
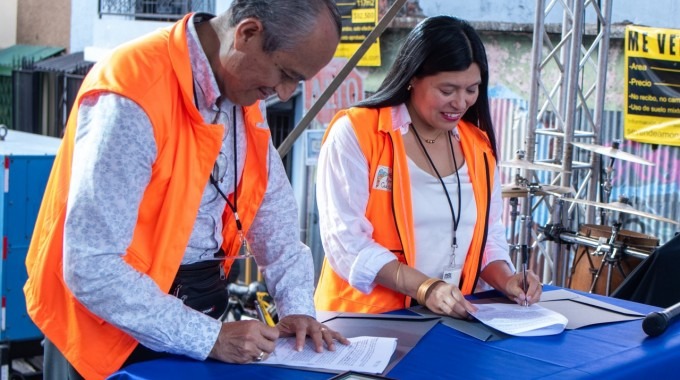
[257,312,439,375]
[316,312,440,374]
[538,288,643,329]
[411,289,644,341]
[259,335,398,374]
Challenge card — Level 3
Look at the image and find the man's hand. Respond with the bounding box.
[276,314,351,352]
[208,320,279,363]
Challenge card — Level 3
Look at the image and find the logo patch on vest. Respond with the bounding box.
[373,166,392,191]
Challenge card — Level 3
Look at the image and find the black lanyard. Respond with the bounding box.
[210,106,242,232]
[411,125,462,252]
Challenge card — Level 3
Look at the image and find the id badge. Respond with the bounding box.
[442,265,462,285]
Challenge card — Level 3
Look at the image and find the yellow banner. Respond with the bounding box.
[624,25,680,146]
[334,0,381,67]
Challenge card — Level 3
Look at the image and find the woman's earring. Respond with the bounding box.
[407,84,412,91]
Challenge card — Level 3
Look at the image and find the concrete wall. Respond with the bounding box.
[17,0,70,50]
[366,25,625,110]
[416,0,680,111]
[366,0,654,112]
[71,0,233,55]
[67,0,674,112]
[0,0,18,48]
[481,32,626,111]
[69,0,98,54]
[69,0,680,58]
[84,18,170,61]
[421,0,680,29]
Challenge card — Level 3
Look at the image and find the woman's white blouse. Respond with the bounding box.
[316,104,513,294]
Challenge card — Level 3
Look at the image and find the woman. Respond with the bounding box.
[314,16,542,318]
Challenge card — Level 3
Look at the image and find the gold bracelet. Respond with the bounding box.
[416,278,437,305]
[395,261,403,291]
[416,278,444,305]
[423,279,445,305]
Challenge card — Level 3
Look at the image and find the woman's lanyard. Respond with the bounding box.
[209,106,251,259]
[411,125,462,283]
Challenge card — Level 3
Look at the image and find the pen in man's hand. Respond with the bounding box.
[256,299,276,327]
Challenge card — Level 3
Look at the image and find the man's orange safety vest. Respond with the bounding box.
[314,106,496,313]
[23,14,271,379]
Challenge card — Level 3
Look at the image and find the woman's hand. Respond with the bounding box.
[480,261,543,306]
[424,282,478,319]
[504,270,542,306]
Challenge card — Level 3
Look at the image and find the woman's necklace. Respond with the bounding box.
[411,123,444,144]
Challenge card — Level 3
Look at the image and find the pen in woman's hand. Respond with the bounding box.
[522,262,528,307]
[521,246,529,307]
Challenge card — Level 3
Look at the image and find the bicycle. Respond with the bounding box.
[223,281,278,324]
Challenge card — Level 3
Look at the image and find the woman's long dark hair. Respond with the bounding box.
[356,15,497,158]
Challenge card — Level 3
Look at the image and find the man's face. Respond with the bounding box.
[216,12,339,106]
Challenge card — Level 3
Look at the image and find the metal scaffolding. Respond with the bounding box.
[523,0,614,286]
[275,0,619,290]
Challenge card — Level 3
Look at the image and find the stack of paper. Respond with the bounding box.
[471,303,568,336]
[260,336,397,374]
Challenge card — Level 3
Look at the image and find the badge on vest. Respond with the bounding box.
[372,165,393,191]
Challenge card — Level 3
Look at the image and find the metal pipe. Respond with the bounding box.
[555,231,651,260]
[277,0,408,158]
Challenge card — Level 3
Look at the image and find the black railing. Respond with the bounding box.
[12,54,95,137]
[99,0,215,21]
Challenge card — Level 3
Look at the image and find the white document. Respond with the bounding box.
[471,303,568,336]
[260,336,397,374]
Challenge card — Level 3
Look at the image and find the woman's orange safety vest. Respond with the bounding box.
[23,14,271,379]
[314,106,496,313]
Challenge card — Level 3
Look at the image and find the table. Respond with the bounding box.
[108,288,680,379]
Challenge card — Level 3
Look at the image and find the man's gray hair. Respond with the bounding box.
[228,0,341,53]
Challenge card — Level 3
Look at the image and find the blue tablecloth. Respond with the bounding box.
[109,288,680,379]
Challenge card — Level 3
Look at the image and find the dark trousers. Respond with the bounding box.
[43,338,84,380]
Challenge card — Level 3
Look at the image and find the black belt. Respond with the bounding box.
[169,258,228,319]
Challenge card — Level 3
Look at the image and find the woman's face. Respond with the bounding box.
[408,63,482,132]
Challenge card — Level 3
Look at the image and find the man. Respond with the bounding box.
[23,1,347,379]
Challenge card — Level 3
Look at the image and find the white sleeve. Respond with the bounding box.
[481,167,515,271]
[316,116,396,294]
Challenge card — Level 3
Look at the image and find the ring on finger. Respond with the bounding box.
[255,351,265,361]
